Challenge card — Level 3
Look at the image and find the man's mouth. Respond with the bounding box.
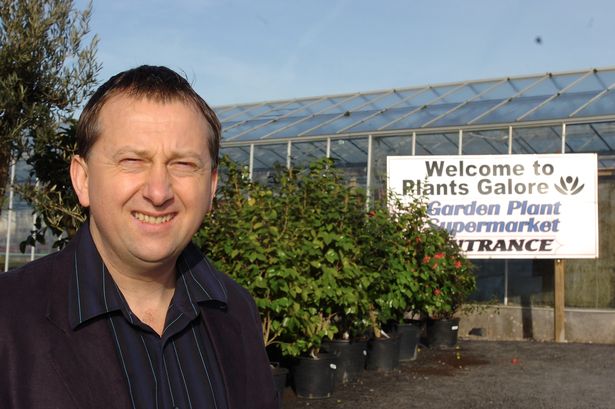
[132,212,175,225]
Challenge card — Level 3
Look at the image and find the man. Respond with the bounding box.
[0,66,277,409]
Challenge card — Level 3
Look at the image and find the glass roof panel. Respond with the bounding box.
[220,96,363,141]
[375,88,428,109]
[223,97,325,124]
[595,70,615,88]
[381,104,456,130]
[255,98,324,119]
[473,96,547,124]
[326,94,376,114]
[341,107,407,133]
[264,113,341,139]
[520,73,579,98]
[404,85,461,106]
[481,78,542,100]
[465,80,503,95]
[217,105,258,121]
[222,119,272,141]
[518,77,556,98]
[422,84,470,104]
[229,115,307,140]
[233,102,288,121]
[355,91,408,111]
[343,91,391,110]
[302,110,378,136]
[564,72,606,94]
[386,88,431,109]
[435,81,499,104]
[214,104,237,116]
[221,120,241,132]
[217,68,615,144]
[522,93,596,121]
[279,98,324,115]
[430,99,505,127]
[337,90,440,133]
[218,102,283,123]
[573,90,615,117]
[290,96,356,116]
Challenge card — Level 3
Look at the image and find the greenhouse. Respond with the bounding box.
[215,67,615,342]
[2,66,614,342]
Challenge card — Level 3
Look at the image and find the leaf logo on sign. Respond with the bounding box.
[554,176,584,195]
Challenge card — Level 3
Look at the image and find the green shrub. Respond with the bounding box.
[196,157,476,355]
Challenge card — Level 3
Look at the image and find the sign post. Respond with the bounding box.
[554,259,565,342]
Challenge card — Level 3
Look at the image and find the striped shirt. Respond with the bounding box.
[68,225,229,409]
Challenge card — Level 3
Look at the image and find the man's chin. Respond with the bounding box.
[129,247,184,269]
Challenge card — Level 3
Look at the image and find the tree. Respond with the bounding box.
[17,120,85,250]
[0,0,99,211]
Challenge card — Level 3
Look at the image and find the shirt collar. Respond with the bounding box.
[68,221,228,329]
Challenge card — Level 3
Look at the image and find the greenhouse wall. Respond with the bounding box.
[220,119,615,318]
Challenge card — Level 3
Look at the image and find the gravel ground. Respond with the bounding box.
[282,340,615,409]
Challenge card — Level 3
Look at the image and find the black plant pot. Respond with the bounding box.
[322,339,367,384]
[397,322,422,361]
[292,353,337,399]
[365,335,400,371]
[426,318,460,348]
[271,365,289,408]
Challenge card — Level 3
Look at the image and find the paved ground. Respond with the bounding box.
[282,340,615,409]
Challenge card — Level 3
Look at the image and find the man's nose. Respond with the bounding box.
[143,164,174,206]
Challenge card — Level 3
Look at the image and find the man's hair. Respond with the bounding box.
[76,65,221,169]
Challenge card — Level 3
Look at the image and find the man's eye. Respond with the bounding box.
[174,161,198,170]
[120,158,144,167]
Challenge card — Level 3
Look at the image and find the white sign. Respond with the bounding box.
[387,154,599,259]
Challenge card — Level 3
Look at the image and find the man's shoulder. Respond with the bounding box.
[2,249,63,278]
[206,261,251,299]
[200,257,257,313]
[0,250,67,308]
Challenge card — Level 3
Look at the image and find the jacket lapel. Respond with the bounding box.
[45,248,131,409]
[201,305,247,409]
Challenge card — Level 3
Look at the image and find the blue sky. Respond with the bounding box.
[78,0,615,106]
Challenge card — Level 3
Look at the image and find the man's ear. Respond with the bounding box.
[70,155,90,208]
[208,168,219,208]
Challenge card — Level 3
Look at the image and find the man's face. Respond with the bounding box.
[70,95,218,276]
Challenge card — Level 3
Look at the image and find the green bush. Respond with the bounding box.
[196,157,476,356]
[195,157,369,357]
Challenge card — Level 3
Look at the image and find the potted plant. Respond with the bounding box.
[198,157,369,399]
[293,159,373,385]
[381,192,476,350]
[414,226,476,348]
[195,158,296,401]
[358,202,421,371]
[277,158,369,397]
